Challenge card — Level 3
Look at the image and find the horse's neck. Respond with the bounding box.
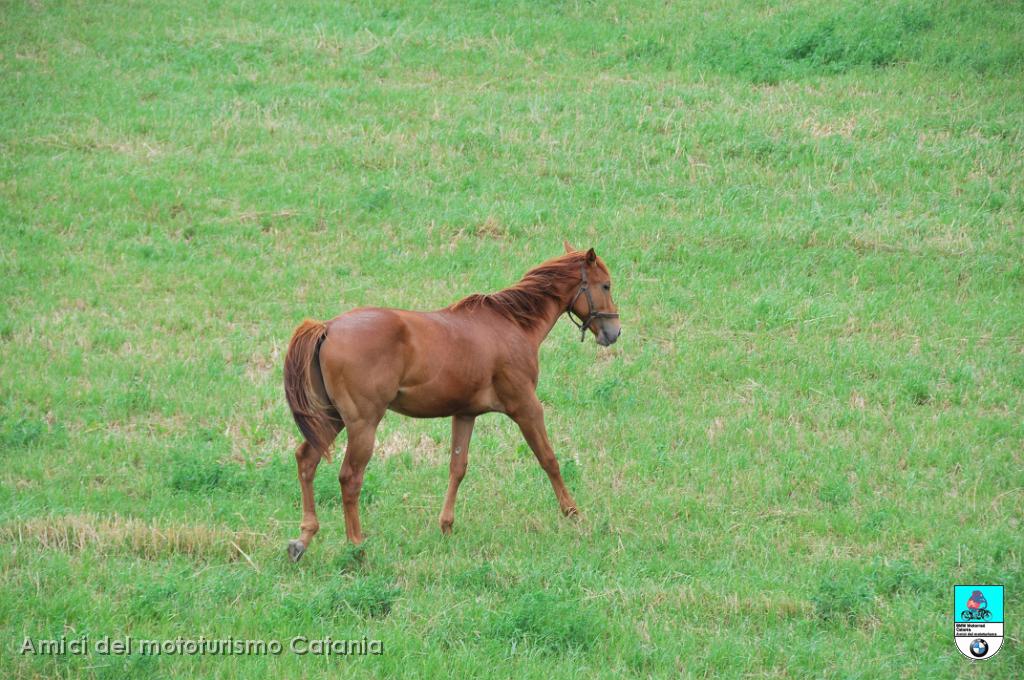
[525,295,573,349]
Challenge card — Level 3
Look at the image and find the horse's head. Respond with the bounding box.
[564,241,621,346]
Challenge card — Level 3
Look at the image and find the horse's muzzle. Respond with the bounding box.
[596,327,621,346]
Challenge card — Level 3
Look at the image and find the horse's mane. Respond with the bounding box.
[449,252,588,329]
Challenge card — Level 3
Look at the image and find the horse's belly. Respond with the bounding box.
[388,383,499,418]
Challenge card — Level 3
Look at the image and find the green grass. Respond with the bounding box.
[2,0,1023,677]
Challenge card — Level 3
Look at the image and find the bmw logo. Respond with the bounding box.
[969,638,989,658]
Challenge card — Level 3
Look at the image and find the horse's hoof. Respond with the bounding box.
[346,544,367,563]
[563,507,580,519]
[287,539,306,562]
[439,515,454,535]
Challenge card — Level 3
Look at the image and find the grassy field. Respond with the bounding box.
[2,0,1023,677]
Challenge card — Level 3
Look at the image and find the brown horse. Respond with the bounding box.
[282,242,621,561]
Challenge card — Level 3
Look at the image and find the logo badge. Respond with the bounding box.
[954,585,1003,660]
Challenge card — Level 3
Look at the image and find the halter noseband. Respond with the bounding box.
[565,263,619,341]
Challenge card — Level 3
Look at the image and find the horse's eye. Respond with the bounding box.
[603,284,611,291]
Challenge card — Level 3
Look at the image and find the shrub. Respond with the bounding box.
[169,456,244,492]
[491,590,604,653]
[812,572,874,623]
[313,576,400,619]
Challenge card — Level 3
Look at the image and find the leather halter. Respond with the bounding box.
[565,263,619,341]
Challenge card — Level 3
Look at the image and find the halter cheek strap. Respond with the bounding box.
[565,264,619,341]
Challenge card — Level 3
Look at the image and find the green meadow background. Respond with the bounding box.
[2,0,1022,677]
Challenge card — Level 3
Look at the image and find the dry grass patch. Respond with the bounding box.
[0,513,266,562]
[376,429,443,465]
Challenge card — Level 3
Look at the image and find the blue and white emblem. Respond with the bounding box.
[954,585,1003,660]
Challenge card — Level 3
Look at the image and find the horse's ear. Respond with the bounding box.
[563,239,576,254]
[585,247,596,264]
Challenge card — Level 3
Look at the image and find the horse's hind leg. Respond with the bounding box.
[289,426,342,562]
[439,415,475,535]
[338,419,380,545]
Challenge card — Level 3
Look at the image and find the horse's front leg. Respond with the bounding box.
[439,415,475,535]
[509,397,578,517]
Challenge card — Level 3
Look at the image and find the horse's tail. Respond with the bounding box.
[284,319,340,461]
